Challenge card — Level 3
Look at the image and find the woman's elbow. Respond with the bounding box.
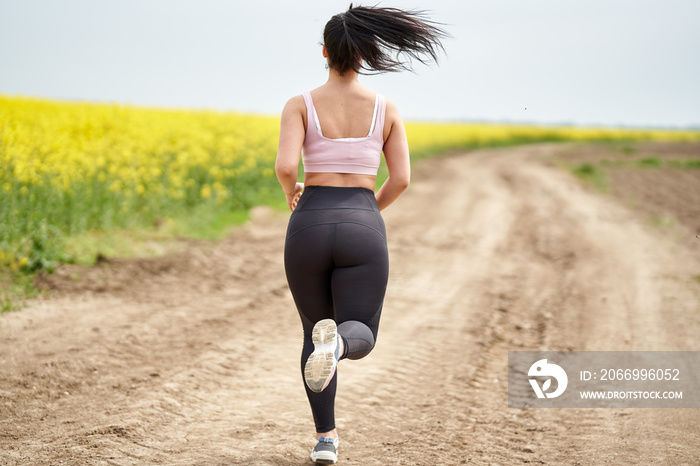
[395,172,410,190]
[275,161,297,179]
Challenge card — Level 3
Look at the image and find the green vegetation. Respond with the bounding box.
[1,270,38,313]
[638,157,662,168]
[571,163,608,192]
[668,159,700,169]
[566,151,699,193]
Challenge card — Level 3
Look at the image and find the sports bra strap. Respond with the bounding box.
[301,91,385,176]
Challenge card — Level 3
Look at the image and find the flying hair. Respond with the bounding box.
[323,3,450,75]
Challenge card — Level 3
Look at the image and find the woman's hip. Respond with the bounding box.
[286,186,385,239]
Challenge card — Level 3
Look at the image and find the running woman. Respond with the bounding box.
[275,4,447,463]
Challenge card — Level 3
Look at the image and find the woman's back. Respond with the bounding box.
[307,85,380,140]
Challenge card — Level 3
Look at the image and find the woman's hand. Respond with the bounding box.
[285,182,304,211]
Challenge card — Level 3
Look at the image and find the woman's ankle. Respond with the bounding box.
[316,429,338,440]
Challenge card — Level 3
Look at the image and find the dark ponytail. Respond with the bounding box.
[323,3,449,75]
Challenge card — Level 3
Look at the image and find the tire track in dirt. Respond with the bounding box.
[1,143,699,465]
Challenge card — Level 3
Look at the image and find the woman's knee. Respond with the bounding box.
[338,320,376,360]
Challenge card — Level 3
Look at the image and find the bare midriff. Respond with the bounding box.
[304,172,376,192]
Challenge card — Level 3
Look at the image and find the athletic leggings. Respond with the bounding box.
[284,186,389,433]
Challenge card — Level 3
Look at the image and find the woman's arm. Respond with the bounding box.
[275,95,306,211]
[375,98,410,211]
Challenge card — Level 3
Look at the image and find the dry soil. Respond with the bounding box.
[2,142,699,465]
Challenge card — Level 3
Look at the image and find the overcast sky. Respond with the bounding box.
[1,0,698,127]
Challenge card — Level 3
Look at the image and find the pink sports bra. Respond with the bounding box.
[301,91,386,176]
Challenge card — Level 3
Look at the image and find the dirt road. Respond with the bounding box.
[2,143,699,465]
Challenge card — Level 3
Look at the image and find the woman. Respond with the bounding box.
[275,4,447,463]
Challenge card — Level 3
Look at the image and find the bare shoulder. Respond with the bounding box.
[382,97,405,141]
[281,94,308,130]
[283,94,306,114]
[384,97,402,122]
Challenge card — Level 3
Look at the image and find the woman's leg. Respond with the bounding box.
[283,187,389,438]
[284,221,389,433]
[285,223,339,433]
[331,221,389,359]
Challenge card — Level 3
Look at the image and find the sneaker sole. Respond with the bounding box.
[310,452,337,464]
[304,319,338,393]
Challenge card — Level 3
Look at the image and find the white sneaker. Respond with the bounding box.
[304,319,340,393]
[310,436,339,464]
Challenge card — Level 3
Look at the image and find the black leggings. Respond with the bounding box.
[284,186,389,433]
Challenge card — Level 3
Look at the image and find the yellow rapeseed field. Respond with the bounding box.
[1,95,281,271]
[404,121,700,158]
[1,94,698,272]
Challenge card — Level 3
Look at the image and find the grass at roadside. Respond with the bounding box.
[550,141,700,238]
[565,155,700,194]
[571,163,608,192]
[553,140,700,196]
[1,269,38,313]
